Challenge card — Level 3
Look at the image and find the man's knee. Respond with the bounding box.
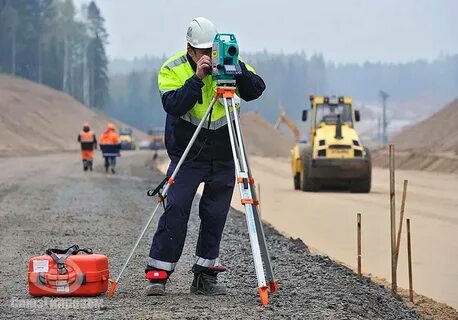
[164,200,192,227]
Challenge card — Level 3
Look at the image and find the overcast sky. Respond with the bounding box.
[74,0,457,63]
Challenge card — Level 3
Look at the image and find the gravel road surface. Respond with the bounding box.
[0,152,420,319]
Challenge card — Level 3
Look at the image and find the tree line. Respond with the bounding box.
[0,0,109,109]
[106,52,458,129]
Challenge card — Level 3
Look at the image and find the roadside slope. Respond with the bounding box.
[0,75,146,157]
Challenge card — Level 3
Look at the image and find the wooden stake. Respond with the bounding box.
[357,213,362,277]
[389,144,397,295]
[407,218,414,303]
[395,179,409,269]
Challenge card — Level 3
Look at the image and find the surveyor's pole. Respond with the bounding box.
[389,144,397,296]
[395,179,408,269]
[357,213,362,277]
[407,218,414,303]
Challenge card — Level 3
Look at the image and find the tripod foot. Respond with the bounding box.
[269,280,279,294]
[259,286,269,306]
[107,279,118,298]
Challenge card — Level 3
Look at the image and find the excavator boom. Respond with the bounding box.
[274,111,301,141]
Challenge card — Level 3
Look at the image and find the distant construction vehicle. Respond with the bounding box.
[291,95,371,193]
[119,128,136,150]
[147,128,165,150]
[274,110,301,141]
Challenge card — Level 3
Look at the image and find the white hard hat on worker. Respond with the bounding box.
[186,17,217,80]
[186,17,217,49]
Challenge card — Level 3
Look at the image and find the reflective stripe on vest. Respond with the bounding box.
[165,55,188,70]
[80,131,94,142]
[180,106,238,130]
[159,55,190,97]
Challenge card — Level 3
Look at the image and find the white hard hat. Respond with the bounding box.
[186,17,217,49]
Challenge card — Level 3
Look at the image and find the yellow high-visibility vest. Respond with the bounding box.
[158,51,255,130]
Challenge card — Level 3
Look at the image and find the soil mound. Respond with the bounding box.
[240,111,293,157]
[374,99,458,173]
[391,99,458,153]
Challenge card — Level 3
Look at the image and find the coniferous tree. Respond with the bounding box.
[86,1,108,109]
[0,3,19,75]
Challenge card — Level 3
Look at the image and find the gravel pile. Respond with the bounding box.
[0,153,420,319]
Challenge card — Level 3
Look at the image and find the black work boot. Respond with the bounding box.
[83,160,88,171]
[190,266,227,295]
[111,166,116,174]
[88,161,93,171]
[145,270,168,296]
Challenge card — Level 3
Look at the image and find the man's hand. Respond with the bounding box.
[196,55,211,79]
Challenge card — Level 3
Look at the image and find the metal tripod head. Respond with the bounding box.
[216,79,237,88]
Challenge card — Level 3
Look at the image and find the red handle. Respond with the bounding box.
[44,273,77,283]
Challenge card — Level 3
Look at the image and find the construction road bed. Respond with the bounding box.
[0,151,419,319]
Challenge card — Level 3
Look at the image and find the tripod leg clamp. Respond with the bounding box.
[241,199,259,205]
[237,177,255,184]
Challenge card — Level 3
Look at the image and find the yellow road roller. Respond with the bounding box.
[291,95,371,193]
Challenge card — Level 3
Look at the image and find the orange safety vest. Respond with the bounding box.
[79,131,95,143]
[99,130,120,145]
[79,131,96,150]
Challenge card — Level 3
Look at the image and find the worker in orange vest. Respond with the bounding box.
[77,122,97,171]
[99,123,121,174]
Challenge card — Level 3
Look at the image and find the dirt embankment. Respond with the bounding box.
[373,99,458,173]
[240,111,293,157]
[391,99,458,153]
[0,75,146,157]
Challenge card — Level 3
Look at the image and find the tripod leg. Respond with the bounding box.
[223,97,242,175]
[242,159,277,290]
[230,98,278,293]
[223,96,268,304]
[252,197,278,292]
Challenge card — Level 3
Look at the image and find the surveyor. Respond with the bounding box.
[99,123,121,174]
[77,122,97,171]
[145,17,266,296]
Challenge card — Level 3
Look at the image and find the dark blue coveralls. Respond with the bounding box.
[147,54,266,274]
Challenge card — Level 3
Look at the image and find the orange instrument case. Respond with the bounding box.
[28,245,109,296]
